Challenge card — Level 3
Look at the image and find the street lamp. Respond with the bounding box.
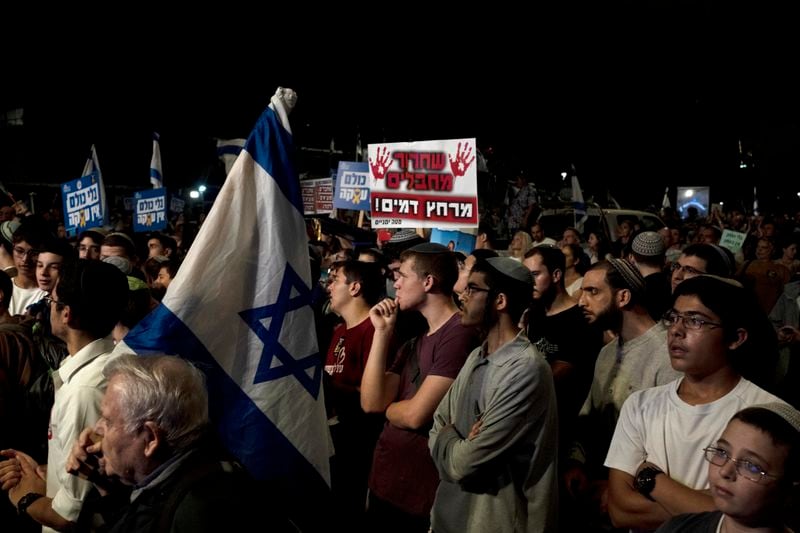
[189,190,200,199]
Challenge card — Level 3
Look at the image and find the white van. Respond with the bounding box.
[536,206,664,242]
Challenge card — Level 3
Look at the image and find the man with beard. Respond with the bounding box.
[429,257,557,532]
[523,246,602,461]
[563,259,680,527]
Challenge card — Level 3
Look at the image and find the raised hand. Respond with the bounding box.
[449,142,475,177]
[66,427,104,480]
[370,146,392,180]
[369,298,398,333]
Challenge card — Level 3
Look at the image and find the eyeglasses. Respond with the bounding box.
[670,262,706,276]
[703,446,779,483]
[43,295,66,308]
[13,246,42,259]
[463,284,491,297]
[662,310,722,330]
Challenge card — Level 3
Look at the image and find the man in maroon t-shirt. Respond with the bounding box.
[361,243,478,533]
[323,260,385,530]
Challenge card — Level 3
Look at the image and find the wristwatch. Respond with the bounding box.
[17,492,44,516]
[634,466,663,501]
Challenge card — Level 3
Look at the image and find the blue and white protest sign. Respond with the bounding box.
[333,161,370,211]
[61,173,104,235]
[133,187,167,232]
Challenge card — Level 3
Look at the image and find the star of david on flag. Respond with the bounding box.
[122,88,332,488]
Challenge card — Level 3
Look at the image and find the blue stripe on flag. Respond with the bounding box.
[123,92,331,492]
[125,305,326,483]
[245,107,302,214]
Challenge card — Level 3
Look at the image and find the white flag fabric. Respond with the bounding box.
[123,88,332,486]
[216,138,247,176]
[571,174,588,231]
[81,144,108,226]
[355,132,363,162]
[150,132,163,189]
[662,186,671,209]
[753,186,759,216]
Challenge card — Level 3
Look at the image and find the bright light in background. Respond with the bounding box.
[719,202,724,206]
[683,189,694,198]
[189,190,200,199]
[198,185,207,193]
[561,171,568,180]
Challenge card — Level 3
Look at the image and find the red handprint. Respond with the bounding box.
[370,146,391,180]
[449,142,475,177]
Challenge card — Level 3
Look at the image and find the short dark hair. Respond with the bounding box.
[588,260,644,307]
[470,259,532,324]
[399,249,459,297]
[732,406,799,483]
[148,232,177,255]
[680,243,735,277]
[525,246,566,287]
[333,260,384,306]
[40,238,77,263]
[55,259,128,338]
[77,229,105,246]
[672,275,775,382]
[477,222,496,247]
[102,233,137,259]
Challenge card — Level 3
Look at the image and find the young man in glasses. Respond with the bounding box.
[429,257,558,532]
[604,275,787,531]
[657,402,800,532]
[0,260,128,531]
[9,223,48,316]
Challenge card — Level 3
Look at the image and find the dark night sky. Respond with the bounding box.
[2,4,799,213]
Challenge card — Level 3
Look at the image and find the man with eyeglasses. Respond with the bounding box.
[669,243,736,294]
[8,223,48,316]
[604,275,786,531]
[429,257,558,532]
[0,260,128,532]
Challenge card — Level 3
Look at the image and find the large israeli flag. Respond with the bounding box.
[81,144,108,226]
[123,88,332,486]
[150,132,163,189]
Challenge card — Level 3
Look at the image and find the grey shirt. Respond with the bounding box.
[429,331,558,533]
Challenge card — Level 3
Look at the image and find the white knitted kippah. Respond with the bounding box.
[753,402,800,432]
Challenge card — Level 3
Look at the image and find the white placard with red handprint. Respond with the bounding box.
[368,138,478,229]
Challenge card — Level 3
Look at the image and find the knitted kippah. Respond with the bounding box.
[388,229,420,243]
[752,402,800,432]
[632,231,665,257]
[608,257,645,294]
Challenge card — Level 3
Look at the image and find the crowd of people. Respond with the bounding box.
[1,186,800,532]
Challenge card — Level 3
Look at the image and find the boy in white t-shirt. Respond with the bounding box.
[605,275,787,531]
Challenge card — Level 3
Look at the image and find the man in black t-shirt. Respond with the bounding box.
[523,246,603,452]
